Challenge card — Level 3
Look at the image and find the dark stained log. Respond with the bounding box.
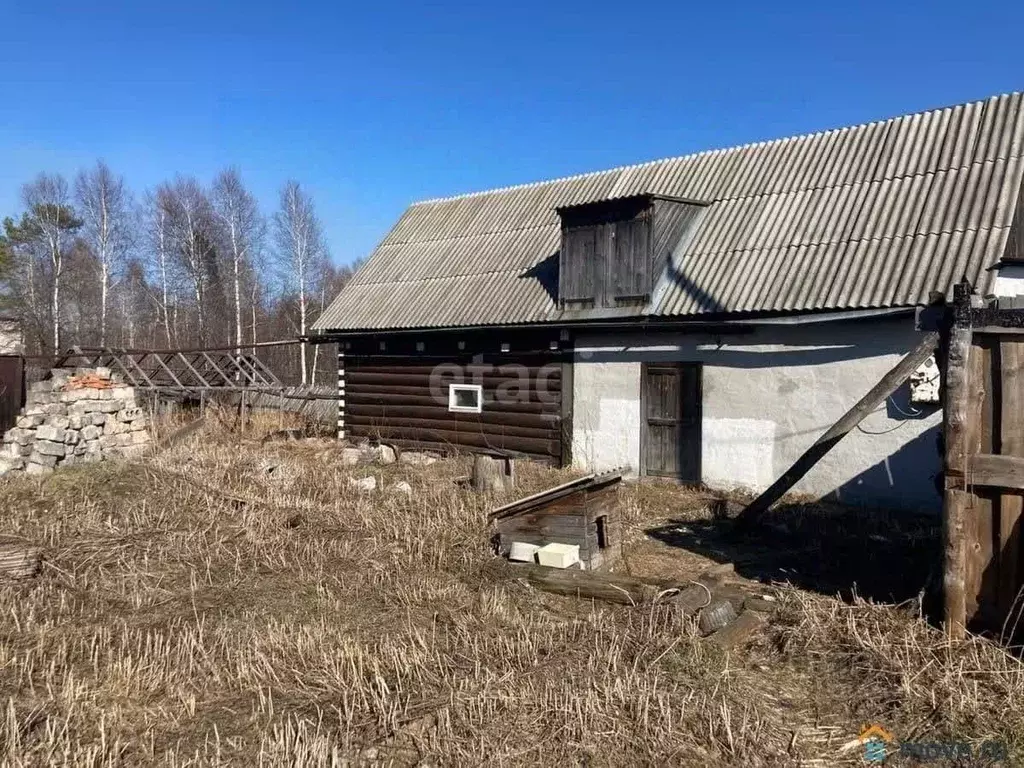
[348,425,557,457]
[346,370,560,387]
[347,392,559,413]
[736,331,940,528]
[346,403,560,427]
[349,363,561,378]
[943,324,972,640]
[346,415,559,440]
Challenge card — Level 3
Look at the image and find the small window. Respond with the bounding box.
[448,384,482,413]
[596,515,609,549]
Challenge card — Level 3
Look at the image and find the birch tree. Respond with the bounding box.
[75,161,132,346]
[211,168,263,354]
[142,190,175,345]
[20,174,81,351]
[273,181,327,385]
[158,177,215,343]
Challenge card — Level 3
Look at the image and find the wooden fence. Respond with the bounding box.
[943,282,1024,639]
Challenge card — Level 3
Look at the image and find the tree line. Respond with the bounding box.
[0,163,358,385]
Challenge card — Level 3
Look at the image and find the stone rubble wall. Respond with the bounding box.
[0,367,151,476]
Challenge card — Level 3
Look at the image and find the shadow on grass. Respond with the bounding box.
[645,501,942,612]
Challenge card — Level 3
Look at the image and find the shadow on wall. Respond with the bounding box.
[825,397,943,513]
[575,326,917,368]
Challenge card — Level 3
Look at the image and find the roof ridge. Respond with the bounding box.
[410,91,1022,207]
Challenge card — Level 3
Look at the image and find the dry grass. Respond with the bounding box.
[0,416,1022,766]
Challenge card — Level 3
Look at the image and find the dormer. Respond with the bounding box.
[556,194,706,311]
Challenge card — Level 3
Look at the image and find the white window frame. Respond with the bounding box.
[448,383,483,413]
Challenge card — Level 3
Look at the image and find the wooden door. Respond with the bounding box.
[643,363,701,482]
[0,355,23,434]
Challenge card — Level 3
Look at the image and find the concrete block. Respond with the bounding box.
[89,412,107,426]
[35,425,65,443]
[104,419,128,436]
[509,542,541,563]
[7,428,35,446]
[110,386,134,400]
[348,476,377,492]
[81,425,102,441]
[68,414,83,430]
[27,452,58,468]
[34,440,66,458]
[117,407,144,423]
[119,444,147,458]
[43,403,65,415]
[64,430,80,445]
[129,417,149,431]
[45,415,70,430]
[25,461,53,475]
[536,543,580,569]
[15,416,44,431]
[0,456,24,474]
[389,480,413,496]
[399,451,439,466]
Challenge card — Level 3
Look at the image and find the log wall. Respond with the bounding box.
[341,345,567,463]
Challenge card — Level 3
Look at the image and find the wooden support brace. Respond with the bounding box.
[735,331,940,528]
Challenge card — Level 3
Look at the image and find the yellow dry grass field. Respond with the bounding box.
[1,414,1022,766]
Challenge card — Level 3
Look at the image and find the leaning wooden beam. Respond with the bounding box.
[734,331,940,528]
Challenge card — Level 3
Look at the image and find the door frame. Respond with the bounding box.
[639,361,703,482]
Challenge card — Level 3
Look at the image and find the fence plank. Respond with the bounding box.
[999,339,1024,617]
[971,339,996,620]
[968,454,1024,489]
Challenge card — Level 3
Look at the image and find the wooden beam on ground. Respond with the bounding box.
[734,331,940,528]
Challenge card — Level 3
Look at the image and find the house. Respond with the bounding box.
[312,92,1024,512]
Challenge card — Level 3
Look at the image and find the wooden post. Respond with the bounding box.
[943,323,972,640]
[735,331,940,528]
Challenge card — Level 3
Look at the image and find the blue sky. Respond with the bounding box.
[1,0,1021,267]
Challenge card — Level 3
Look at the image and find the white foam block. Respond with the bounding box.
[536,542,580,569]
[509,541,540,562]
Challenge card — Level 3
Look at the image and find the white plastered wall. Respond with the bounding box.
[572,316,943,512]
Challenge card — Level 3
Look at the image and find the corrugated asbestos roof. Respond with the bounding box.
[315,93,1024,332]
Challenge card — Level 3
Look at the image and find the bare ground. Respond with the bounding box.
[0,415,1021,766]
